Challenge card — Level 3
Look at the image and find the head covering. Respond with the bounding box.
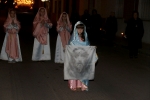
[33,7,50,29]
[4,9,20,30]
[33,7,51,45]
[69,21,90,46]
[57,12,71,26]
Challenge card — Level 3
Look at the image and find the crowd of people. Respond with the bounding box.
[77,9,144,58]
[0,7,144,91]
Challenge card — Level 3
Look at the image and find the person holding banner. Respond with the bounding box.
[65,21,98,91]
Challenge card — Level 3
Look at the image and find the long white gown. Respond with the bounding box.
[32,34,51,61]
[0,24,22,62]
[54,34,65,63]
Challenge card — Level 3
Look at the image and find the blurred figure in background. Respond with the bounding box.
[70,11,80,28]
[105,12,117,46]
[90,9,102,43]
[125,11,144,58]
[81,9,91,31]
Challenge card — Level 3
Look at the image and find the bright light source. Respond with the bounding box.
[121,33,124,35]
[14,0,34,6]
[15,5,18,8]
[41,0,49,2]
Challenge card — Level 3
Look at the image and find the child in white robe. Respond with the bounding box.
[32,7,52,61]
[0,9,22,63]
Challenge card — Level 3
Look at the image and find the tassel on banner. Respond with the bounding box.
[42,45,44,54]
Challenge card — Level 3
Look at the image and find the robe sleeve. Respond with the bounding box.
[66,26,71,32]
[33,18,41,29]
[56,23,63,33]
[66,24,72,33]
[44,23,52,28]
[6,24,13,30]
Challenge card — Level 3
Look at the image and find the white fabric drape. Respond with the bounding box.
[54,34,65,63]
[64,45,98,80]
[0,33,22,62]
[32,34,51,61]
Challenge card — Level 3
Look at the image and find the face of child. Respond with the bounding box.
[77,28,84,35]
[62,14,67,21]
[40,8,45,17]
[10,11,15,18]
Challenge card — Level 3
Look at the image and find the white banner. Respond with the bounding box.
[64,45,98,80]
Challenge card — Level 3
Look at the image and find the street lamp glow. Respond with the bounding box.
[41,0,49,2]
[14,0,34,6]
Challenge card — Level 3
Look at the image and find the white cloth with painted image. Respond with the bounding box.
[64,45,98,80]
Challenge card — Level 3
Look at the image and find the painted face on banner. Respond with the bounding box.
[67,46,95,79]
[71,47,89,73]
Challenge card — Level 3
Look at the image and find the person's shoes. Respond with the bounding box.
[8,60,16,63]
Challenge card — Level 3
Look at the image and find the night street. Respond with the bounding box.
[0,13,149,100]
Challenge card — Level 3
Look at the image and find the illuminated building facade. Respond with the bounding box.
[14,0,34,9]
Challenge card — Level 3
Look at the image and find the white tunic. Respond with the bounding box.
[54,34,65,63]
[32,33,51,61]
[0,24,22,62]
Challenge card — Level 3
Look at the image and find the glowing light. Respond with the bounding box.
[121,33,124,35]
[15,6,18,8]
[41,0,49,2]
[14,0,34,6]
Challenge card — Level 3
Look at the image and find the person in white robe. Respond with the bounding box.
[0,9,22,63]
[32,7,52,61]
[55,12,72,63]
[66,21,98,91]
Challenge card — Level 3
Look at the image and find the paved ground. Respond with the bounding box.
[0,13,150,100]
